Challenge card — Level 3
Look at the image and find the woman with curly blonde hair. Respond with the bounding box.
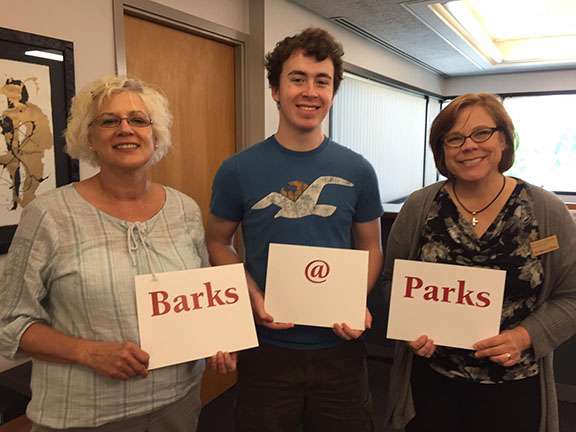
[0,76,208,431]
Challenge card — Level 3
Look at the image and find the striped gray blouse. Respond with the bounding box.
[0,184,207,428]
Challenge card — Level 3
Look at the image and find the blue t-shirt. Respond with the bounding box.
[210,136,383,349]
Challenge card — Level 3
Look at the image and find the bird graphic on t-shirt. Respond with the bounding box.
[251,176,353,219]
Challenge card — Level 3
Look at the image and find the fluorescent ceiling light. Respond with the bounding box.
[430,0,576,65]
[25,50,63,62]
[462,0,576,40]
[499,36,576,62]
[443,1,502,63]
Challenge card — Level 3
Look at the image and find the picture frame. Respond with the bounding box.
[0,27,78,254]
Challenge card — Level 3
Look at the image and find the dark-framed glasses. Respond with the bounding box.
[90,114,152,129]
[443,127,499,148]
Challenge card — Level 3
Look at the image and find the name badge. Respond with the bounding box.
[530,235,559,257]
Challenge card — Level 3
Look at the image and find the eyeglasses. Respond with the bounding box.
[443,127,499,148]
[90,114,152,129]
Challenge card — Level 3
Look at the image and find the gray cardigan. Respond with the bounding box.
[382,181,576,432]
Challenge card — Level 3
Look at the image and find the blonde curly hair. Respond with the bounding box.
[65,76,172,167]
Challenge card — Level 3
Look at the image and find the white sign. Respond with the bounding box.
[387,259,506,349]
[265,243,368,330]
[135,263,258,369]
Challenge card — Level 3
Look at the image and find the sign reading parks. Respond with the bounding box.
[387,259,506,349]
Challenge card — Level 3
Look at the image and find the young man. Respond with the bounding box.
[207,28,383,431]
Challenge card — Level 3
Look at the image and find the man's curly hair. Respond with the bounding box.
[265,28,344,93]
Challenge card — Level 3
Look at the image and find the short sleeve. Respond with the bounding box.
[210,157,245,222]
[354,157,383,223]
[0,203,58,359]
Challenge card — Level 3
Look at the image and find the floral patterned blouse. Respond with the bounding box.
[418,180,543,383]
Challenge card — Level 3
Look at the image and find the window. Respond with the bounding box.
[503,94,576,194]
[331,72,440,203]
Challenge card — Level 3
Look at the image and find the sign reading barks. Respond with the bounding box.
[387,259,506,350]
[135,263,258,369]
[265,243,368,330]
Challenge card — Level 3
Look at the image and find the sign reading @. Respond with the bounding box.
[265,243,368,330]
[135,263,258,369]
[305,260,330,283]
[387,259,506,350]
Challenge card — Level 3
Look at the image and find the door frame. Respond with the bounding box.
[112,0,249,152]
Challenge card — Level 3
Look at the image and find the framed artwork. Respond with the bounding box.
[0,27,78,254]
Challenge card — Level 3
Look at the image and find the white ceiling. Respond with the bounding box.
[290,0,576,77]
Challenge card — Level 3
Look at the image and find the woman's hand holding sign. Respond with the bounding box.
[408,335,437,358]
[473,326,532,367]
[209,351,238,374]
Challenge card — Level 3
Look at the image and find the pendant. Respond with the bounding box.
[471,215,479,227]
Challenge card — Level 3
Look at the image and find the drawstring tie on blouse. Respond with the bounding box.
[127,222,158,281]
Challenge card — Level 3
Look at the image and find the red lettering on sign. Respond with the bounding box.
[403,276,423,298]
[305,260,330,283]
[401,275,492,308]
[148,281,241,317]
[149,290,170,316]
[225,287,239,304]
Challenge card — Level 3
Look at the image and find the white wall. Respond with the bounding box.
[262,0,444,137]
[3,0,116,102]
[444,69,576,96]
[152,0,249,33]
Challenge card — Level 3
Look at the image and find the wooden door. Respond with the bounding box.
[124,14,237,405]
[124,14,236,224]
